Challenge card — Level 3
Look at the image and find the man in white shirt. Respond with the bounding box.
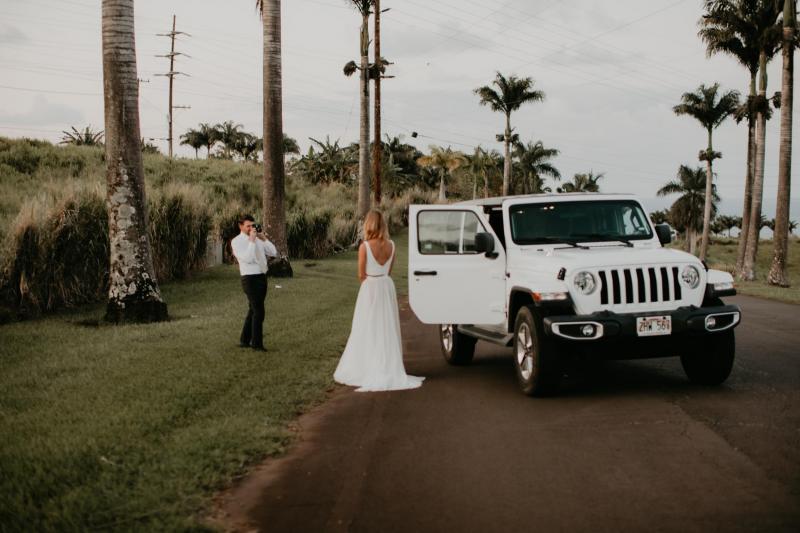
[231,214,279,351]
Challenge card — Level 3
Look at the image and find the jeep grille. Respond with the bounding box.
[597,266,683,306]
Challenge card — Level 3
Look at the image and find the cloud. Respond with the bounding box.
[0,96,84,127]
[0,24,28,44]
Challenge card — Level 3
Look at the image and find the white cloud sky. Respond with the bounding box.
[0,0,796,215]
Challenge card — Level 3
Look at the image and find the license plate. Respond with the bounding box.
[636,316,672,337]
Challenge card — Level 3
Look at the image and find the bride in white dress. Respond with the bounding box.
[334,210,425,392]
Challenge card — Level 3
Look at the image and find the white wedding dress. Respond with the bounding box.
[334,240,425,392]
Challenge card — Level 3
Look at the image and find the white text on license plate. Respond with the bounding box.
[636,316,672,337]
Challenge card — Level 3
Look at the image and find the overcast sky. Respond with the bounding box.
[0,0,797,215]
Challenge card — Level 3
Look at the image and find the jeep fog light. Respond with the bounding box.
[573,271,597,295]
[681,265,701,288]
[706,316,717,329]
[581,324,595,337]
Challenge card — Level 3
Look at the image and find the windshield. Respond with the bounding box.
[509,200,653,245]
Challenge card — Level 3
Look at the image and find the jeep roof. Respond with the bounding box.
[454,192,639,208]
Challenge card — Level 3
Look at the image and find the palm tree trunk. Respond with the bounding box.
[438,171,446,202]
[372,0,382,206]
[768,0,795,287]
[699,130,714,261]
[262,0,290,275]
[472,175,477,199]
[503,113,511,196]
[357,13,371,218]
[194,147,198,159]
[735,104,756,276]
[102,0,167,323]
[483,170,489,198]
[742,52,769,280]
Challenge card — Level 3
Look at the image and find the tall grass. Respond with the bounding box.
[0,137,435,317]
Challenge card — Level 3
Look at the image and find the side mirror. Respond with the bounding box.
[655,224,672,246]
[474,232,497,257]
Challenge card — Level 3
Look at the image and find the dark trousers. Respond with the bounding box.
[240,274,268,348]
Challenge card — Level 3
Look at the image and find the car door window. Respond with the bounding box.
[418,210,486,255]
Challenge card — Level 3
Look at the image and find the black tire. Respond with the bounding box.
[513,306,562,396]
[439,324,476,365]
[680,329,735,385]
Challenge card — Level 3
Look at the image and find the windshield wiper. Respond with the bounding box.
[519,236,589,249]
[570,233,634,247]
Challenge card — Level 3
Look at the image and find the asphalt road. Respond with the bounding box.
[217,294,800,532]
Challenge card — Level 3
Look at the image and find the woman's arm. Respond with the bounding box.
[357,242,367,282]
[389,242,396,275]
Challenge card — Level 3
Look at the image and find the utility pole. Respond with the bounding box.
[156,15,190,158]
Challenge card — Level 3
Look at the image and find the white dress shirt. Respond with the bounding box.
[231,232,279,275]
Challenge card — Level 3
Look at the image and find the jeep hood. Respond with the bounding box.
[512,245,700,273]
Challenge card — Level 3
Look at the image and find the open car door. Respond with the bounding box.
[408,205,506,325]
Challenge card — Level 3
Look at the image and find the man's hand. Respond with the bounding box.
[248,227,257,242]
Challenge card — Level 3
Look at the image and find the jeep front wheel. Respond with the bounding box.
[513,307,562,396]
[680,329,735,385]
[439,324,476,365]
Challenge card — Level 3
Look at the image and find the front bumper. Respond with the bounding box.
[543,304,741,342]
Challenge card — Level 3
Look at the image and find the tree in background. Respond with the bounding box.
[700,0,782,279]
[465,146,502,198]
[197,122,220,158]
[768,0,796,287]
[475,72,545,196]
[215,120,245,159]
[343,0,375,219]
[558,171,603,193]
[673,82,739,260]
[512,140,560,194]
[179,129,204,158]
[417,145,467,201]
[60,126,104,146]
[101,0,167,323]
[658,165,719,254]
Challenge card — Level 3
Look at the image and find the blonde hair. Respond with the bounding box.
[363,209,389,241]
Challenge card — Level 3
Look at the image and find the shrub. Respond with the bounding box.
[1,186,108,317]
[148,185,212,281]
[287,209,332,259]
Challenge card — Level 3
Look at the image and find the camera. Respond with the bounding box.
[254,223,262,233]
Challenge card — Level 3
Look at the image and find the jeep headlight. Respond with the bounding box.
[681,265,701,289]
[573,271,597,295]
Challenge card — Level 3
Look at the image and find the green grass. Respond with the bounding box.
[0,233,408,532]
[705,237,800,304]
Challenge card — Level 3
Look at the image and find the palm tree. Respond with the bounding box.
[179,128,204,158]
[283,134,300,157]
[197,122,219,158]
[215,120,244,159]
[768,0,796,287]
[343,0,375,219]
[101,0,167,323]
[466,146,501,198]
[417,145,467,201]
[60,125,104,146]
[700,0,782,277]
[232,132,261,163]
[475,72,545,196]
[558,171,604,193]
[673,83,740,260]
[513,140,560,194]
[658,165,720,254]
[257,0,290,274]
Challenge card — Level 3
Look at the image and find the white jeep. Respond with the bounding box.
[408,193,741,396]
